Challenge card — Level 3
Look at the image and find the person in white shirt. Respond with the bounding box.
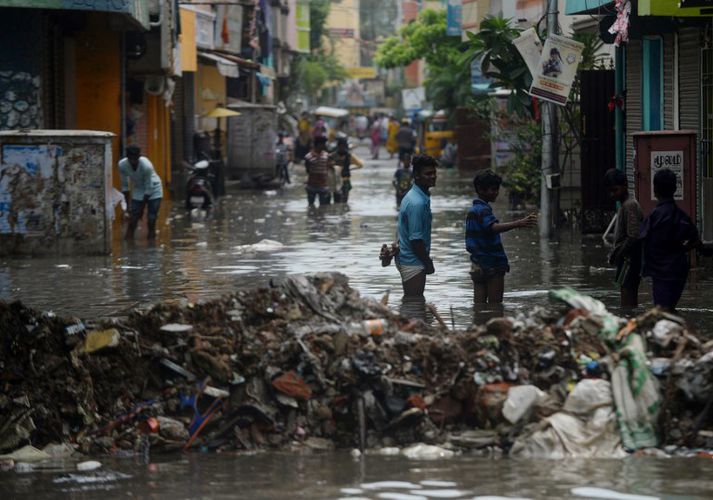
[118,145,163,240]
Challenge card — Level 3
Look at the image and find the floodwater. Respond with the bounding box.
[2,145,713,329]
[2,451,713,499]
[3,144,713,498]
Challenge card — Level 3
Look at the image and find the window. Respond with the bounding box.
[642,37,663,131]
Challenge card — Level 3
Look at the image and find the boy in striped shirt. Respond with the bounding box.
[466,170,537,303]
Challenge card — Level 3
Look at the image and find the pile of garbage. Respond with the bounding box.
[1,273,713,464]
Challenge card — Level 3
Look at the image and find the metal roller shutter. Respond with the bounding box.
[679,27,700,132]
[625,40,642,188]
[664,34,674,131]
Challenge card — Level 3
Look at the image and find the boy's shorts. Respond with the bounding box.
[470,263,508,285]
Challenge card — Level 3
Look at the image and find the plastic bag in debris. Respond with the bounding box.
[611,334,660,450]
[651,319,683,348]
[502,385,546,424]
[510,380,626,459]
[672,351,713,403]
[232,239,284,254]
[563,379,613,415]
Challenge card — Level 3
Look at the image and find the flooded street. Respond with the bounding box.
[3,451,713,499]
[3,145,713,499]
[3,144,713,329]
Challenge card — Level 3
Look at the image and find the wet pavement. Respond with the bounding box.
[1,144,713,330]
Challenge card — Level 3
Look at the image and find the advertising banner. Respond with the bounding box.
[447,0,463,37]
[529,34,584,106]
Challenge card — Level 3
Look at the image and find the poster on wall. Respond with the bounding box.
[650,150,684,200]
[529,34,584,106]
[0,145,58,234]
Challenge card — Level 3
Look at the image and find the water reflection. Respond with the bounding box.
[2,452,713,499]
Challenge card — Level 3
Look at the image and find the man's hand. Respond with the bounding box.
[425,258,435,275]
[518,212,538,229]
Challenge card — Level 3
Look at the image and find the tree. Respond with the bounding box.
[375,9,470,113]
[463,16,533,116]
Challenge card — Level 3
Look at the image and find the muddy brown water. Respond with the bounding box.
[3,145,713,497]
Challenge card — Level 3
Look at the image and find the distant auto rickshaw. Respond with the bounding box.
[417,110,454,158]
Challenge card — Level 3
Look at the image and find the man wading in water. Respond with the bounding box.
[380,155,438,296]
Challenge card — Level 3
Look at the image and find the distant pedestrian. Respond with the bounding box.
[466,170,537,304]
[304,136,333,207]
[640,168,701,311]
[370,120,382,159]
[330,136,363,203]
[392,152,413,208]
[604,168,643,308]
[395,118,416,160]
[119,145,163,240]
[275,132,291,184]
[386,116,400,159]
[394,154,438,296]
[312,116,327,141]
[296,112,311,161]
[355,114,368,140]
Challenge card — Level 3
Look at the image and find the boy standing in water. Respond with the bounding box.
[466,170,537,304]
[392,153,413,208]
[604,168,643,308]
[641,168,701,311]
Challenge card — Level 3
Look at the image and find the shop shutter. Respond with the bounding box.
[625,40,642,188]
[679,27,700,132]
[664,34,674,130]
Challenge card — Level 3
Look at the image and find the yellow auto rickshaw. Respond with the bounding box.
[417,110,454,158]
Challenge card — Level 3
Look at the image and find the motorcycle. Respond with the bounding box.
[185,159,215,210]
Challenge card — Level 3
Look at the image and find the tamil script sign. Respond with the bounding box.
[529,34,583,106]
[651,151,684,200]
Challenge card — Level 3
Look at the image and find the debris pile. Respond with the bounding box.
[1,273,712,461]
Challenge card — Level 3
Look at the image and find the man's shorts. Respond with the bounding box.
[470,263,507,285]
[396,262,425,283]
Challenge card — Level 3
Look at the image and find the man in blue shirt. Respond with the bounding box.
[466,170,537,303]
[119,145,163,240]
[394,154,438,296]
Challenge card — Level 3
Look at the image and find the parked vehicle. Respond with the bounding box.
[417,110,454,158]
[185,159,215,210]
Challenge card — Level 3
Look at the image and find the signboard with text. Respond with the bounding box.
[650,150,684,200]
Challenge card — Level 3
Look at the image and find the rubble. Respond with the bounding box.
[1,273,713,462]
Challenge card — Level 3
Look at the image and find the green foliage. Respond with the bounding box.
[296,58,328,100]
[375,9,469,113]
[463,15,533,117]
[503,120,542,205]
[295,52,348,101]
[309,0,331,51]
[375,10,461,68]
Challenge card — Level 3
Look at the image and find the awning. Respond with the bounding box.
[0,0,149,29]
[639,0,713,16]
[565,0,613,15]
[198,52,240,78]
[313,106,349,118]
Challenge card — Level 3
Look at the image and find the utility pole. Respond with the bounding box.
[540,0,560,238]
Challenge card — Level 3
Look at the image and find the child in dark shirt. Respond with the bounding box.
[641,168,701,311]
[604,168,643,308]
[393,153,413,208]
[466,170,537,303]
